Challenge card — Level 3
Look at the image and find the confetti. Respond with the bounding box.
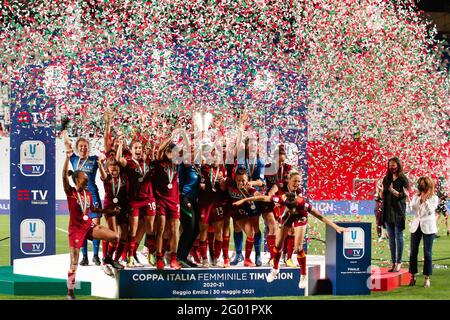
[1,0,448,201]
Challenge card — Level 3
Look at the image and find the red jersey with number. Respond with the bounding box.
[152,159,179,203]
[199,164,228,205]
[103,173,128,209]
[66,187,94,230]
[124,158,154,201]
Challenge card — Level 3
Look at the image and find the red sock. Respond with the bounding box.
[297,249,307,275]
[121,242,128,260]
[207,231,215,257]
[170,252,177,262]
[67,271,76,291]
[102,241,108,260]
[273,246,282,270]
[222,236,230,259]
[107,242,117,258]
[267,235,276,260]
[199,240,208,259]
[157,251,163,261]
[287,235,294,260]
[146,234,156,253]
[128,236,136,258]
[245,237,254,260]
[214,240,223,260]
[115,240,126,261]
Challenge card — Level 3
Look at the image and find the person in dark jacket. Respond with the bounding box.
[381,157,409,272]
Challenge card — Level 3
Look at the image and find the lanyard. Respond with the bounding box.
[77,157,88,171]
[239,186,255,208]
[167,164,175,184]
[111,175,121,198]
[210,166,220,187]
[192,165,202,178]
[246,158,257,177]
[132,158,146,177]
[76,190,89,215]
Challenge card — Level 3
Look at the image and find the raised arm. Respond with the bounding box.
[62,130,73,153]
[104,110,113,153]
[62,150,72,193]
[98,157,108,181]
[115,136,127,167]
[309,207,347,234]
[157,137,172,160]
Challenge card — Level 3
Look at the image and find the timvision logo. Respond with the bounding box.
[343,227,365,259]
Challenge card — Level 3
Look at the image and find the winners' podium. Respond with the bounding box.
[326,222,371,295]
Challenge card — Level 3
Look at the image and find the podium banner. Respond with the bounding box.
[326,222,371,295]
[119,266,320,298]
[9,64,56,263]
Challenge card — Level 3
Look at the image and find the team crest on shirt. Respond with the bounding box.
[228,191,244,199]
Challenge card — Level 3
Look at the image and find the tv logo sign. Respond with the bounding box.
[19,140,46,176]
[20,219,46,255]
[17,189,49,205]
[343,227,365,259]
[16,110,53,128]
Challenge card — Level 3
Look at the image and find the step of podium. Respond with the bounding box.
[370,267,412,292]
[0,266,91,296]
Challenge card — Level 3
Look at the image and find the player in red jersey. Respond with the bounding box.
[198,153,228,267]
[103,110,130,160]
[263,144,294,266]
[98,157,128,271]
[234,172,347,289]
[116,137,156,268]
[153,139,181,270]
[221,167,262,267]
[63,151,119,300]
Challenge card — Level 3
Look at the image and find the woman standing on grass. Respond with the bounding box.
[406,177,439,288]
[381,157,410,272]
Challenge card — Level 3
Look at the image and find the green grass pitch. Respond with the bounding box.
[0,214,449,300]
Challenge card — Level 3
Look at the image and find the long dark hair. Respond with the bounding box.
[68,170,83,184]
[384,157,406,184]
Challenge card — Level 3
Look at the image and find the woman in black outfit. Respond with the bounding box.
[381,157,410,272]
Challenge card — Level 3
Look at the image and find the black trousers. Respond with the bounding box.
[409,225,435,276]
[177,196,200,260]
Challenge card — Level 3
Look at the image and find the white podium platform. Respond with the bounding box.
[13,252,325,299]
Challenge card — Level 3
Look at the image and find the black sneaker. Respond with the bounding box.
[103,256,123,269]
[179,260,198,268]
[178,260,191,268]
[186,260,199,268]
[67,289,76,300]
[105,257,124,270]
[79,255,89,266]
[93,255,101,266]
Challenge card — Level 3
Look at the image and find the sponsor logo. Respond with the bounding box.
[17,189,49,205]
[19,140,46,176]
[343,227,365,259]
[16,110,53,128]
[20,219,46,255]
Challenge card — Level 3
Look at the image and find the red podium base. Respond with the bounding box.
[370,267,412,292]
